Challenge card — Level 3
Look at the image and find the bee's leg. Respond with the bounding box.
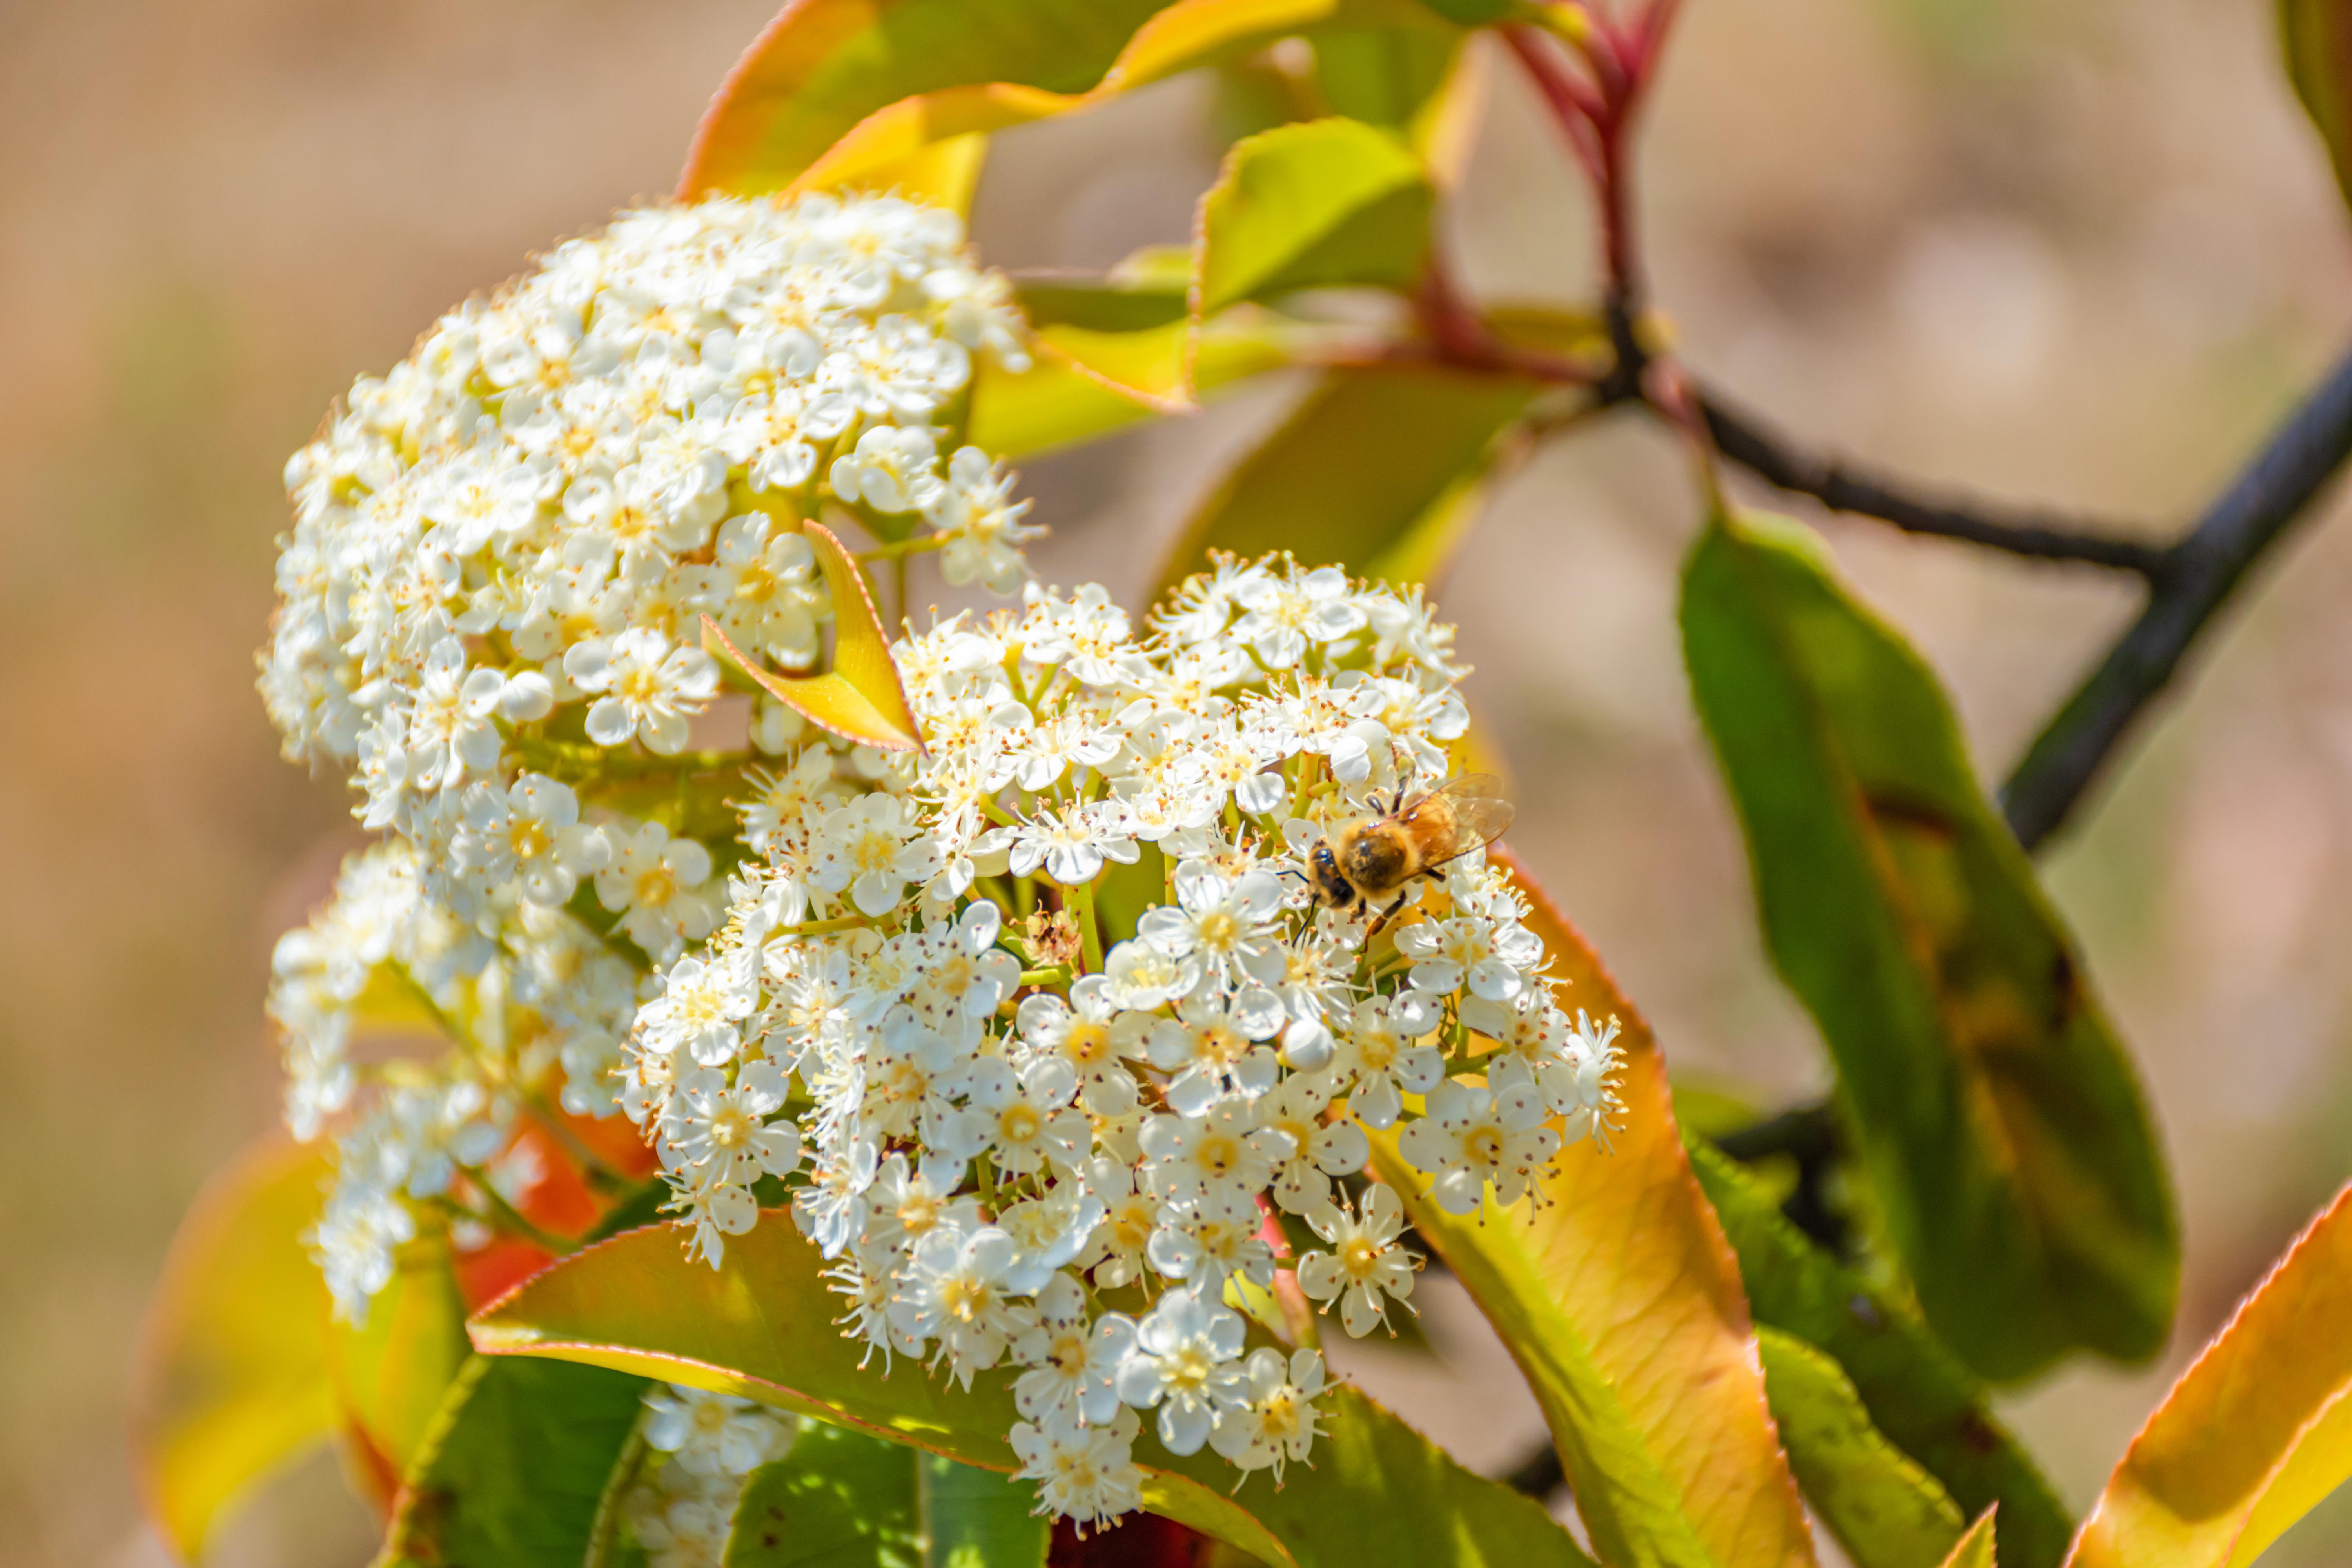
[1363,891,1410,941]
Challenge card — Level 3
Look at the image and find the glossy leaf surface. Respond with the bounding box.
[704,523,920,752]
[919,1451,1051,1568]
[2281,0,2352,212]
[1689,1142,2072,1568]
[1372,846,1817,1568]
[472,1212,1592,1568]
[377,1355,649,1568]
[1759,1327,1966,1568]
[681,0,1436,199]
[2069,1181,2352,1568]
[1680,510,2177,1381]
[1192,117,1433,318]
[1151,363,1536,597]
[134,1139,337,1561]
[725,1420,923,1565]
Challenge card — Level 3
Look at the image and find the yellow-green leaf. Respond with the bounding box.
[1149,363,1537,598]
[1944,1511,2000,1568]
[681,0,1434,201]
[133,1139,337,1561]
[1759,1328,1967,1568]
[1371,846,1818,1568]
[328,1233,474,1490]
[2280,0,2352,213]
[1191,117,1433,322]
[1689,1142,2073,1568]
[704,522,921,752]
[1679,510,2178,1382]
[2068,1180,2352,1568]
[966,315,1299,460]
[471,1212,1593,1568]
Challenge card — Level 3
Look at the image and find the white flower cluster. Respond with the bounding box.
[620,1383,796,1568]
[260,191,1042,1321]
[259,186,1035,894]
[619,556,1627,1528]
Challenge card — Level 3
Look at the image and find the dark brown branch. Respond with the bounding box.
[1696,387,2171,577]
[2000,337,2352,851]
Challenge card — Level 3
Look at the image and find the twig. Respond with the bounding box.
[1697,387,2169,577]
[2000,336,2352,850]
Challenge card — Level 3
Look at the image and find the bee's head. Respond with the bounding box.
[1307,841,1355,907]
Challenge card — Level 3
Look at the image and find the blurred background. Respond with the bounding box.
[6,1,2352,1563]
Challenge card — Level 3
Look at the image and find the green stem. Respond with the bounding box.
[1066,880,1105,973]
[473,1178,579,1256]
[775,910,887,938]
[521,1094,631,1194]
[855,534,947,563]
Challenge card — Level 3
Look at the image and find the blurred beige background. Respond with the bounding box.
[6,1,2352,1563]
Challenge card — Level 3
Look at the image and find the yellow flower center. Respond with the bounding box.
[709,1105,754,1151]
[1000,1104,1042,1145]
[1065,1020,1111,1065]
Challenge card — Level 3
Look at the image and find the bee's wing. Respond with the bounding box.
[1399,773,1517,861]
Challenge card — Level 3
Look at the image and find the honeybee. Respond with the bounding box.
[1302,774,1515,920]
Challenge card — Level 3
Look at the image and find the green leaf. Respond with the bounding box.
[2280,0,2352,213]
[1370,848,1819,1568]
[1192,117,1434,319]
[133,1139,338,1561]
[377,1355,650,1568]
[2071,1180,2352,1568]
[726,1421,924,1566]
[472,1212,1592,1568]
[1678,509,2178,1381]
[1150,363,1537,599]
[1688,1142,2073,1568]
[329,1231,474,1491]
[1759,1328,1967,1568]
[703,522,921,752]
[920,1451,1051,1568]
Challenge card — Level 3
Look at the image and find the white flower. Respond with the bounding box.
[982,799,1138,886]
[1100,938,1200,1011]
[1139,1100,1292,1205]
[595,820,720,962]
[1115,1288,1249,1457]
[1329,993,1444,1129]
[950,1056,1087,1176]
[888,1220,1037,1385]
[641,953,759,1068]
[1138,860,1286,989]
[661,1064,801,1189]
[1147,1189,1276,1292]
[1230,564,1365,668]
[809,793,939,916]
[1395,1078,1562,1214]
[641,1383,792,1477]
[1012,1274,1135,1428]
[1255,1072,1368,1214]
[1209,1347,1326,1481]
[453,773,611,906]
[924,447,1039,593]
[1394,913,1541,1003]
[1146,990,1284,1117]
[1015,977,1151,1115]
[829,424,942,514]
[1010,1408,1143,1534]
[564,628,720,755]
[1299,1183,1418,1337]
